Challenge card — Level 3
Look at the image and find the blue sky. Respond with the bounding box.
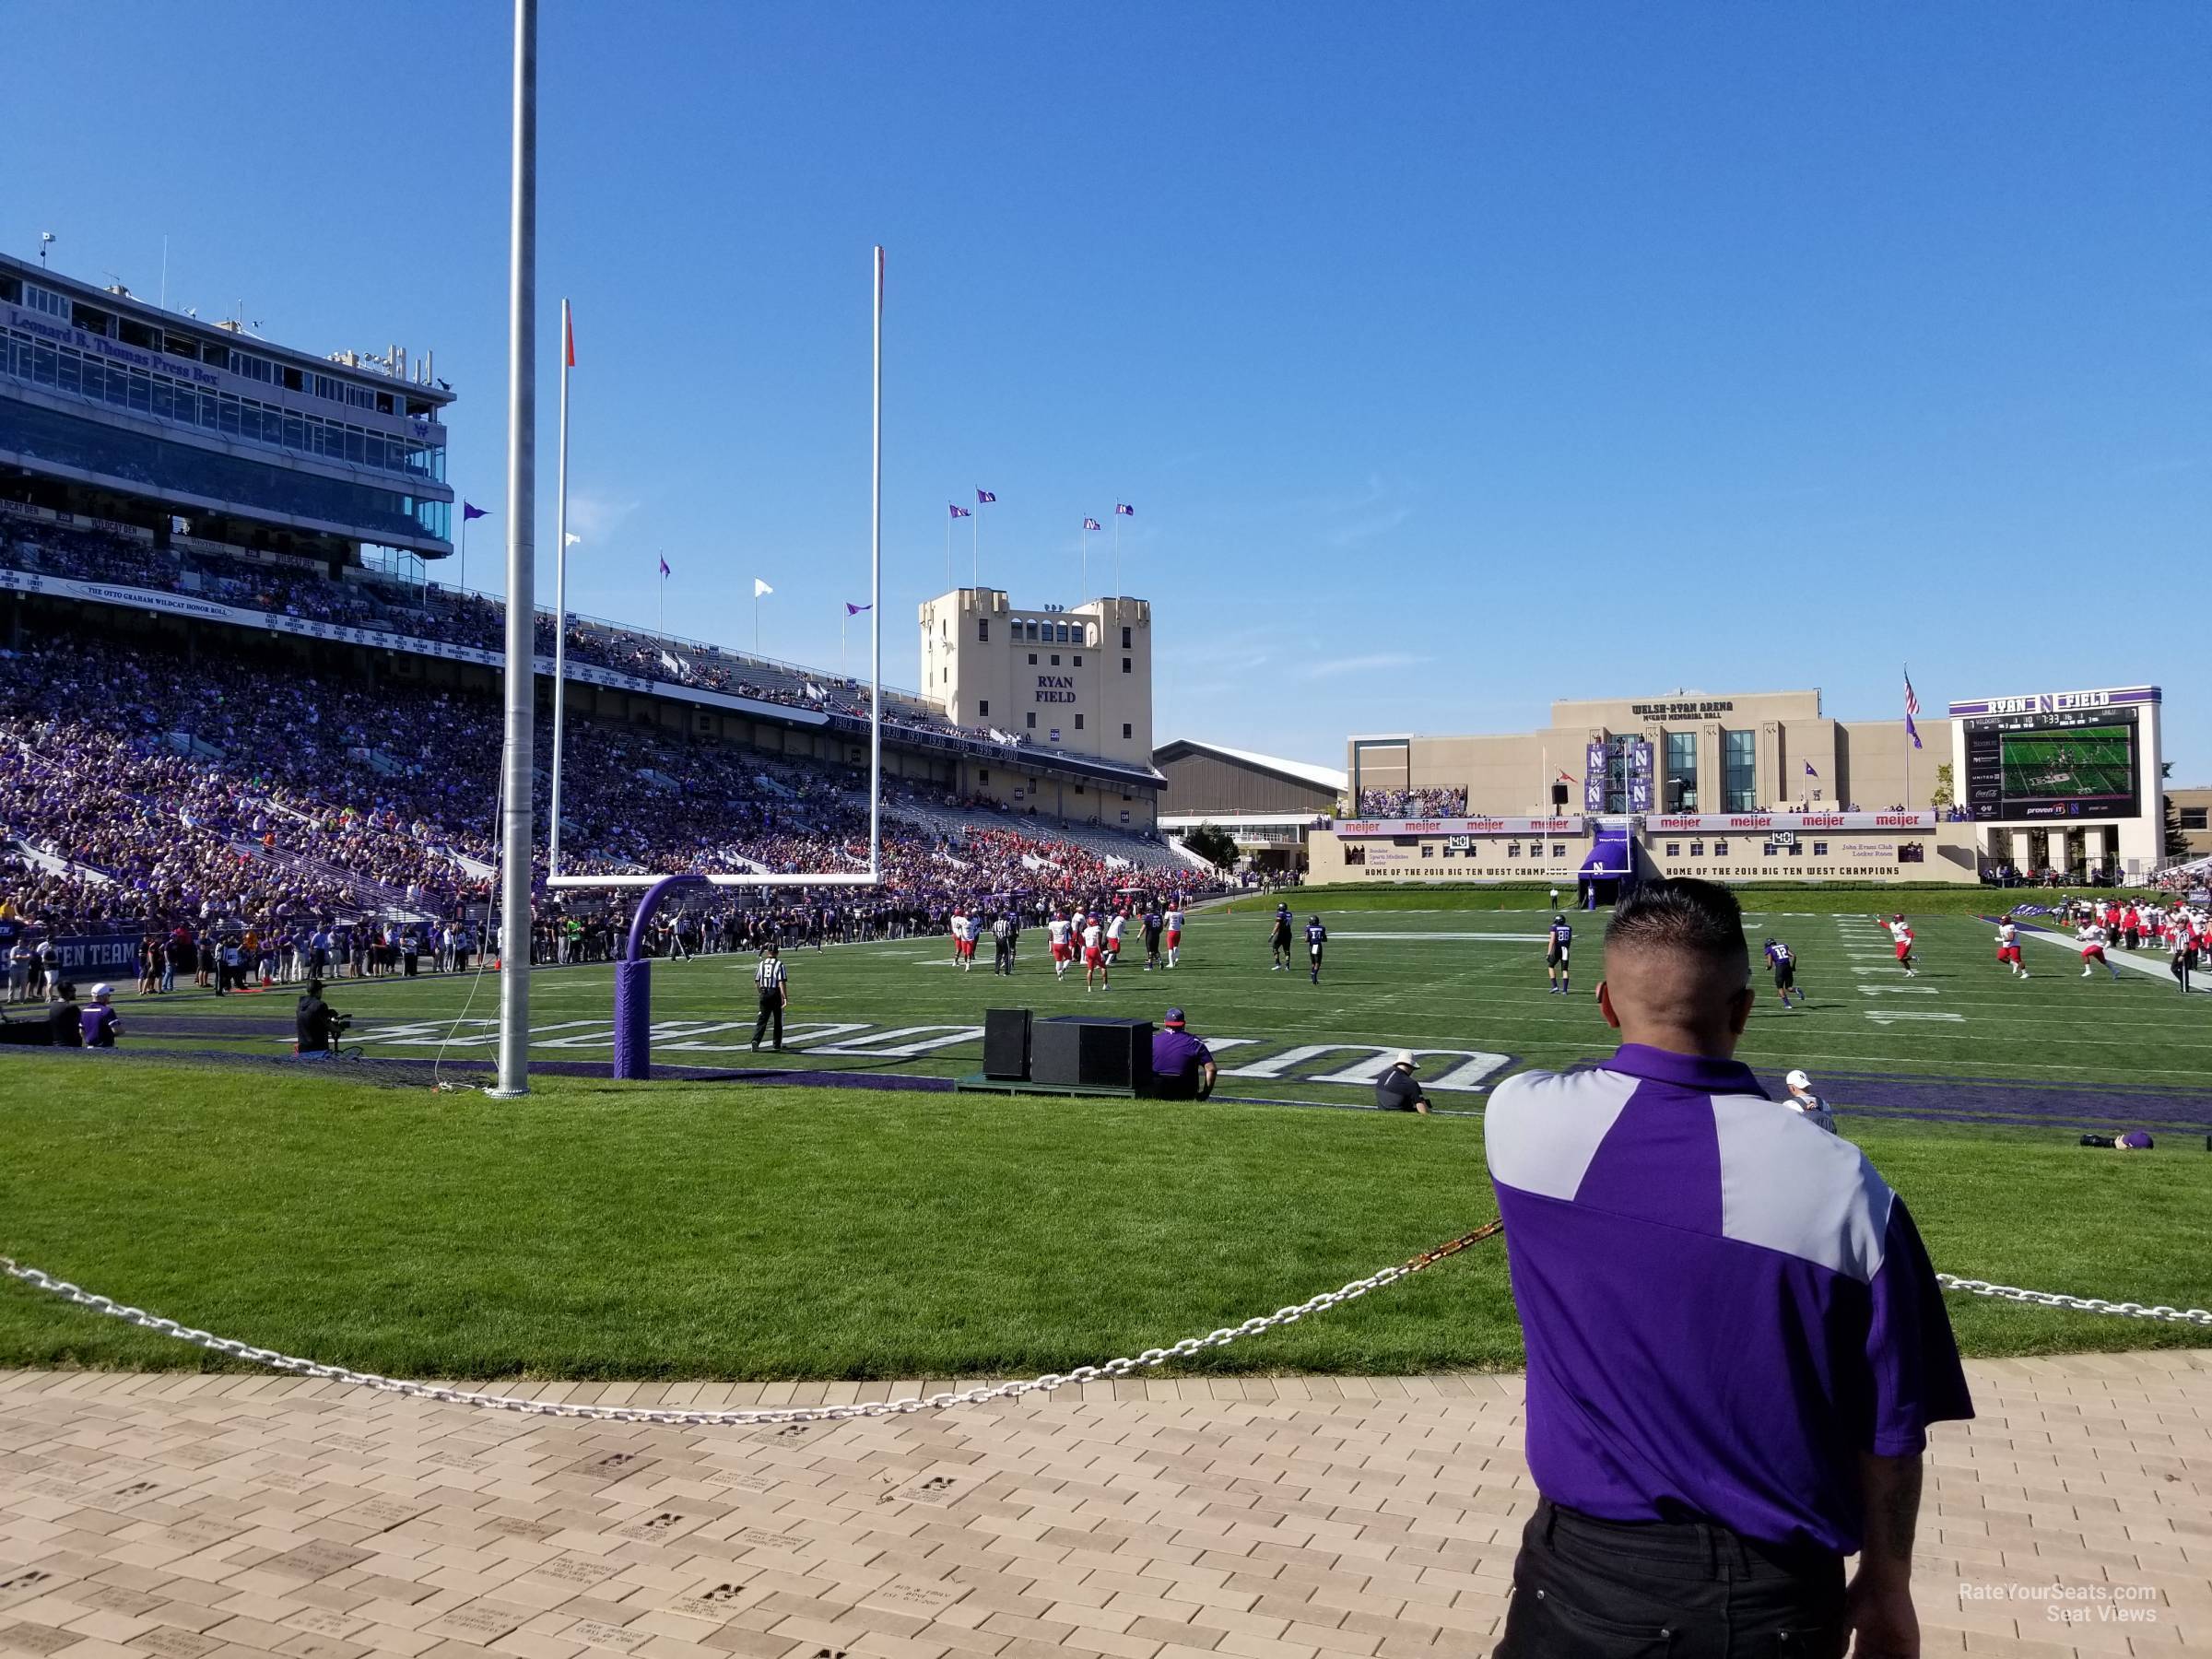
[9,5,2209,776]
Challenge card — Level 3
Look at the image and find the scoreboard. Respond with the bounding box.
[1963,705,2141,822]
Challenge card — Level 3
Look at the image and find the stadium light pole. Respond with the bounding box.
[492,0,538,1098]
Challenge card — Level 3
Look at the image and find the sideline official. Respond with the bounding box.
[751,944,788,1052]
[1487,877,1971,1657]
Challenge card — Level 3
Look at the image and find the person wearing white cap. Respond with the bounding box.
[1783,1068,1836,1134]
[1375,1052,1430,1114]
[80,983,123,1049]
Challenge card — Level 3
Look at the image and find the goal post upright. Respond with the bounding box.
[582,246,886,1080]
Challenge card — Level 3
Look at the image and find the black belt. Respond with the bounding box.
[1537,1499,1841,1575]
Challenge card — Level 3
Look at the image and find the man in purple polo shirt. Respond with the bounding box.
[1488,877,1971,1657]
[1149,1008,1216,1100]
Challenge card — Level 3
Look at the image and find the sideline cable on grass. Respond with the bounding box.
[6,1234,2209,1427]
[0,1222,1503,1427]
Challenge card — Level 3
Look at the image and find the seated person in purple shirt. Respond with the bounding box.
[79,982,123,1048]
[1486,877,1971,1659]
[1148,1007,1216,1100]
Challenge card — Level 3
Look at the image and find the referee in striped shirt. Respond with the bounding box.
[750,944,788,1052]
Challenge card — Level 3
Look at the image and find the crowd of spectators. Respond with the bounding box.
[1354,787,1469,818]
[0,626,1203,980]
[0,519,1104,763]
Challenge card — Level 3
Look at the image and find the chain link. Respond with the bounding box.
[6,1238,2201,1429]
[1935,1275,2212,1326]
[0,1223,1502,1427]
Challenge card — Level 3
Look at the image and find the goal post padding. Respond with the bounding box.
[611,874,708,1081]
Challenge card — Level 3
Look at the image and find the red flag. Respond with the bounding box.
[564,307,576,368]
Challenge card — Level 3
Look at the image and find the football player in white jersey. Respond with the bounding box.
[1047,910,1074,979]
[1879,912,1917,977]
[949,909,971,970]
[1082,916,1110,992]
[2077,921,2120,982]
[1994,919,2027,979]
[1162,902,1185,969]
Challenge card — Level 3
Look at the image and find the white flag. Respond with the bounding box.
[753,578,773,598]
[564,533,581,547]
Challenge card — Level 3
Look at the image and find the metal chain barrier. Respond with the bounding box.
[6,1231,2204,1428]
[1935,1274,2212,1326]
[0,1221,1503,1427]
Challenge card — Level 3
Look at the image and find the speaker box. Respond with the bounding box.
[1551,782,1571,807]
[1031,1016,1155,1093]
[982,1008,1032,1079]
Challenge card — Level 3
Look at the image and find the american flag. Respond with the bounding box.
[1903,670,1921,717]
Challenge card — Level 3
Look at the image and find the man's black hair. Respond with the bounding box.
[1604,877,1747,959]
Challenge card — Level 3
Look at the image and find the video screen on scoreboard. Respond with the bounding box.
[1964,707,2140,821]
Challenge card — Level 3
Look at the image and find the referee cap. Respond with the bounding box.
[1784,1068,1812,1091]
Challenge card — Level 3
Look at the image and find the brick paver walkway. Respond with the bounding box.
[2,1352,2206,1659]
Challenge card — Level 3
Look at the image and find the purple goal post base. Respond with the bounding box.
[612,874,708,1080]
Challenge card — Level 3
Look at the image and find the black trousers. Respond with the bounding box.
[752,993,783,1049]
[994,939,1014,973]
[1497,1500,1845,1659]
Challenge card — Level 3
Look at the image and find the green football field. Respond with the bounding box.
[65,886,2212,1095]
[3,888,2207,1379]
[1999,726,2134,801]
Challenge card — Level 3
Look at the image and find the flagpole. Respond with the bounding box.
[549,296,571,877]
[1904,663,1912,810]
[870,245,883,885]
[1112,514,1121,597]
[459,512,467,595]
[1081,524,1089,598]
[971,502,979,590]
[658,555,665,636]
[945,512,951,591]
[841,606,846,679]
[491,0,537,1099]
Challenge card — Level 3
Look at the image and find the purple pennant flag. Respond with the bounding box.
[658,557,671,579]
[845,602,872,616]
[1804,760,1817,776]
[1114,502,1135,517]
[1082,517,1101,531]
[976,489,996,504]
[948,503,971,519]
[1906,710,1922,750]
[461,501,488,521]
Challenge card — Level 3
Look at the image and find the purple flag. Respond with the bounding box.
[845,602,872,616]
[1114,502,1135,517]
[1804,761,1817,776]
[976,489,996,504]
[1082,517,1101,531]
[461,501,488,521]
[1906,710,1922,750]
[658,557,671,579]
[948,503,971,519]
